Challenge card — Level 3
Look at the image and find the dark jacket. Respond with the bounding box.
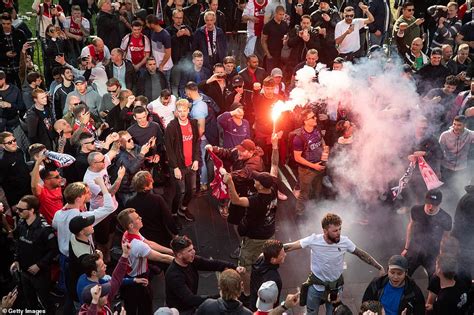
[105,60,137,93]
[310,8,341,43]
[368,0,391,34]
[0,27,26,70]
[0,149,31,206]
[192,26,227,70]
[249,256,282,311]
[0,75,24,122]
[165,24,193,64]
[96,10,121,49]
[238,67,267,91]
[178,67,211,97]
[25,105,56,150]
[452,184,474,251]
[165,256,236,313]
[287,26,321,66]
[198,80,230,114]
[415,64,451,95]
[126,191,178,246]
[116,146,146,193]
[44,37,66,68]
[53,83,75,120]
[135,70,168,102]
[13,215,58,272]
[362,275,425,315]
[164,118,200,170]
[106,105,133,132]
[196,298,252,315]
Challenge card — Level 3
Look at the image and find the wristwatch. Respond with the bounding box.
[280,301,288,311]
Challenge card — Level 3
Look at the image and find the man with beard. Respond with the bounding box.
[284,213,384,315]
[423,76,460,130]
[238,54,267,92]
[415,48,451,95]
[287,15,321,69]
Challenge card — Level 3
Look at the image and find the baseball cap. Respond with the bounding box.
[232,75,244,87]
[69,215,95,234]
[271,68,283,77]
[74,75,86,84]
[0,70,5,80]
[81,283,111,304]
[388,255,408,271]
[236,139,256,152]
[256,281,278,311]
[251,171,275,189]
[154,307,179,315]
[425,189,442,206]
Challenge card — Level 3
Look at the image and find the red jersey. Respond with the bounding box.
[180,121,193,167]
[38,187,63,224]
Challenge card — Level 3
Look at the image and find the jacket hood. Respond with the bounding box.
[217,298,245,313]
[252,256,279,274]
[466,185,474,193]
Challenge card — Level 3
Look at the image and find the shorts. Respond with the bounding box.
[239,236,273,270]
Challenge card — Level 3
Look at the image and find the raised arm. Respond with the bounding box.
[351,247,384,274]
[223,172,250,207]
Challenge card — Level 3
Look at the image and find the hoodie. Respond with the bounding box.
[64,86,102,118]
[249,256,282,311]
[439,127,474,171]
[195,297,252,315]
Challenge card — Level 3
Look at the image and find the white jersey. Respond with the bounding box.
[300,233,356,291]
[125,233,151,277]
[83,155,118,210]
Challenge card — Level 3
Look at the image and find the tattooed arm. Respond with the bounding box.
[351,247,385,275]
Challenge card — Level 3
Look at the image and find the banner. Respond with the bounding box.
[208,150,230,200]
[391,161,416,200]
[417,156,443,190]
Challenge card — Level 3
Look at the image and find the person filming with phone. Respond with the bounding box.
[335,4,374,61]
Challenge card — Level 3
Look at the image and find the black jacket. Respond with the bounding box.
[105,60,137,93]
[135,70,168,102]
[96,10,121,49]
[287,26,321,66]
[196,298,252,315]
[25,105,56,150]
[238,67,267,91]
[249,256,282,311]
[164,118,200,170]
[198,80,230,114]
[13,215,58,272]
[0,27,26,70]
[166,24,193,64]
[0,149,31,206]
[53,83,75,120]
[192,26,227,70]
[362,275,425,315]
[452,184,474,251]
[165,256,236,313]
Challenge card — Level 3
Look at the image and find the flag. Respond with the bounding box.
[44,150,76,168]
[391,161,416,200]
[417,156,443,190]
[208,150,229,200]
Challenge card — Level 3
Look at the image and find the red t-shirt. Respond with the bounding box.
[180,121,193,167]
[38,187,64,224]
[128,35,148,65]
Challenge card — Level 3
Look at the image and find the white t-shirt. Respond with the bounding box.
[300,233,356,291]
[128,235,151,277]
[83,155,118,210]
[147,95,177,128]
[334,18,365,54]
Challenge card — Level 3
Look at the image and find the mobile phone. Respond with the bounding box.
[329,289,338,302]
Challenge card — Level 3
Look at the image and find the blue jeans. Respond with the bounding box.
[199,138,209,185]
[306,285,333,315]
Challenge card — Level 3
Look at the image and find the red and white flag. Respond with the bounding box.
[208,150,230,200]
[417,156,443,190]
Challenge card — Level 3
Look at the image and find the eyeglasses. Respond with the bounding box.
[15,206,30,212]
[345,14,354,18]
[3,139,16,145]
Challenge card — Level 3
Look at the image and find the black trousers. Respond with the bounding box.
[121,275,153,315]
[20,270,55,315]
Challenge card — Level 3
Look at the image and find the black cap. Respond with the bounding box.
[388,255,408,270]
[251,171,275,189]
[232,75,244,87]
[81,283,111,304]
[425,189,442,206]
[69,215,95,234]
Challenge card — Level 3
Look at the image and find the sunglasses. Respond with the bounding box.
[345,14,354,18]
[405,8,414,11]
[16,206,30,212]
[84,140,95,145]
[108,89,118,94]
[3,139,16,145]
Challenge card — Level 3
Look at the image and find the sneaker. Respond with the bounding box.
[229,246,240,259]
[277,190,288,200]
[177,207,195,222]
[172,214,182,230]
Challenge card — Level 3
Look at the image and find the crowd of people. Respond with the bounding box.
[0,0,473,313]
